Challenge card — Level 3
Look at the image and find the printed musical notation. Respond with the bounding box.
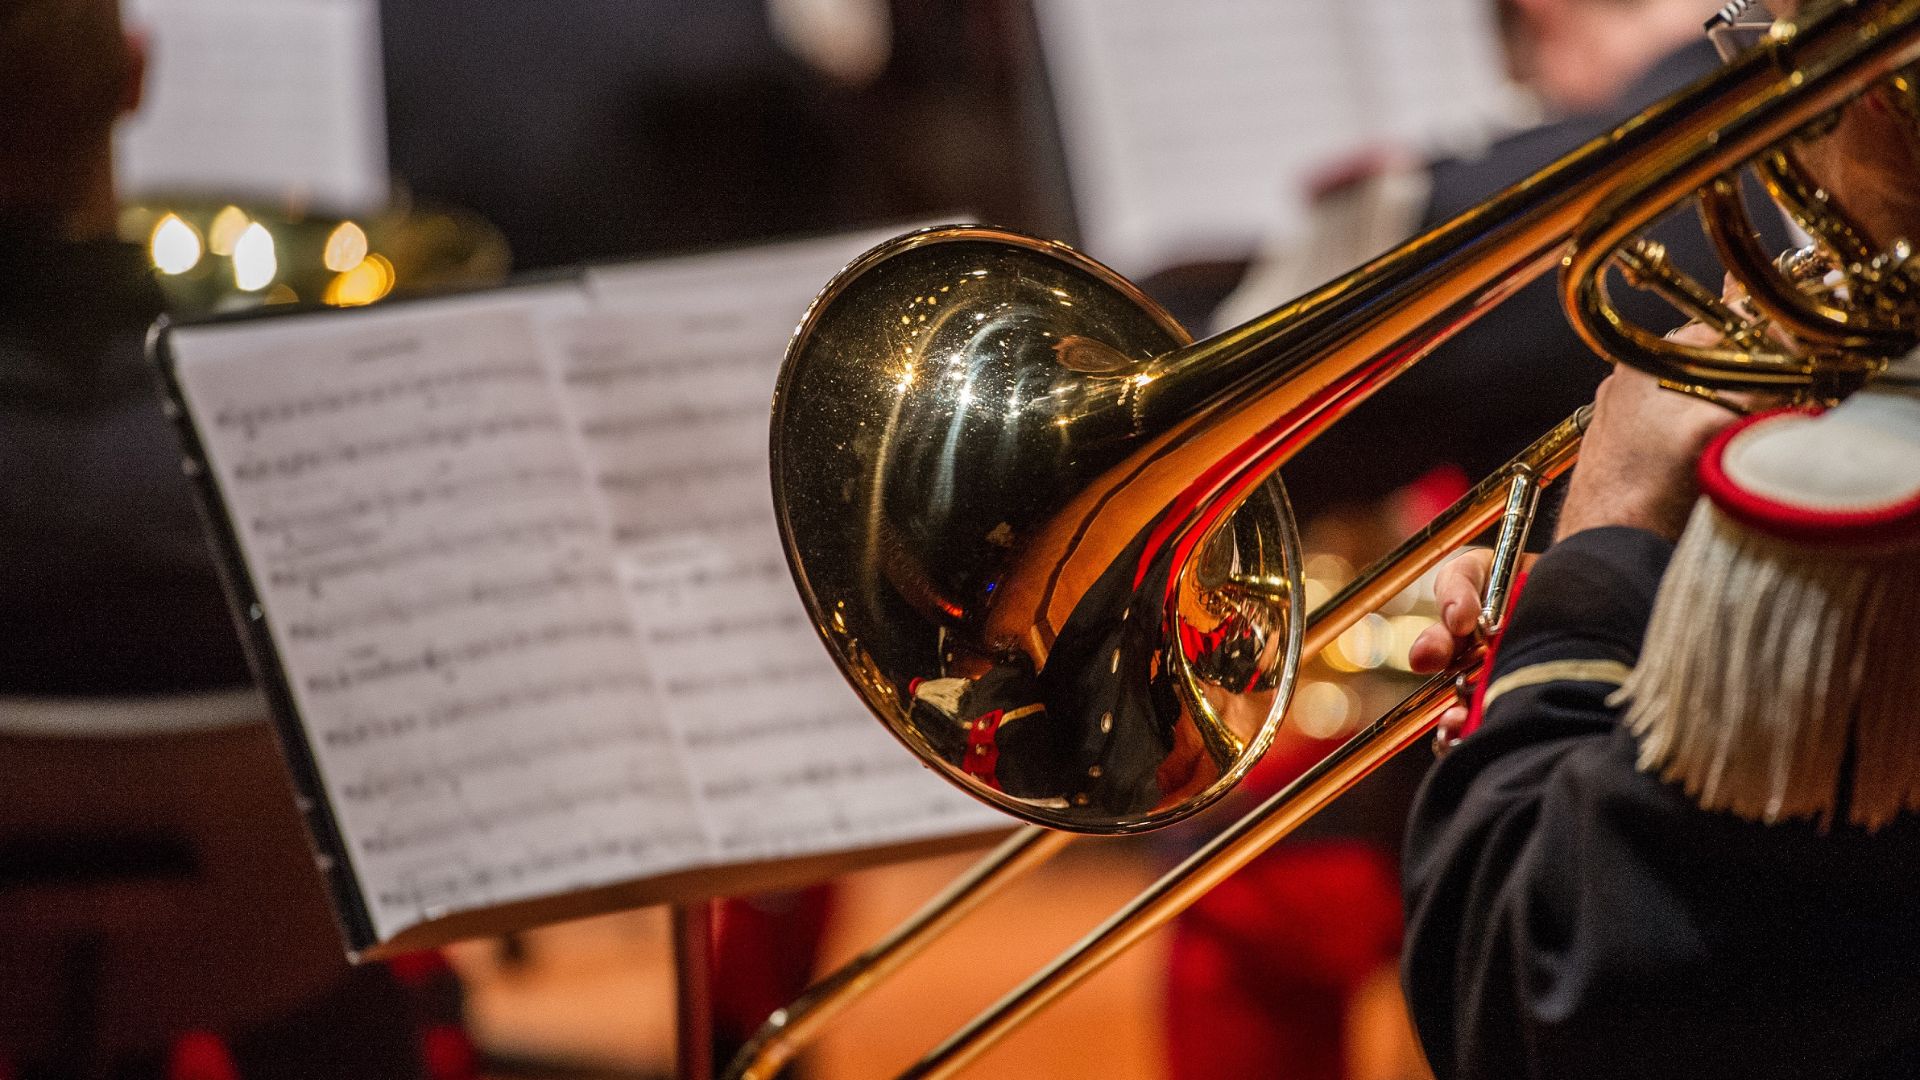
[621,543,1003,860]
[543,311,784,548]
[556,227,1005,854]
[171,297,711,941]
[166,236,1001,947]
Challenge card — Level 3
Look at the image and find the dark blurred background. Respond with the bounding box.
[380,0,1073,271]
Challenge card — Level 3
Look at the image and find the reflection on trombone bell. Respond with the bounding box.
[738,0,1920,1076]
[900,508,1297,819]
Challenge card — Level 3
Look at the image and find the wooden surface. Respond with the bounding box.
[451,841,1167,1079]
[449,835,1429,1079]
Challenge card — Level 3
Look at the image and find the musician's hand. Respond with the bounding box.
[1409,549,1491,676]
[1554,328,1745,543]
[1409,548,1527,746]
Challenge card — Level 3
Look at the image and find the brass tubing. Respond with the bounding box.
[1695,174,1912,350]
[1571,259,1811,385]
[890,414,1582,1078]
[1479,471,1546,636]
[1564,0,1920,386]
[1744,147,1916,317]
[1611,240,1768,345]
[1305,407,1587,656]
[899,672,1461,1080]
[1751,148,1886,271]
[723,826,1073,1080]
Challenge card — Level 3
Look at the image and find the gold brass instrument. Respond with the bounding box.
[123,198,510,317]
[740,0,1920,1075]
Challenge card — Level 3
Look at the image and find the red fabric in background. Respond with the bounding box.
[419,1025,479,1080]
[1396,464,1472,537]
[712,886,839,1045]
[1166,842,1403,1080]
[164,1032,240,1080]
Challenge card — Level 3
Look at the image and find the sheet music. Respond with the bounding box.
[167,231,1003,945]
[170,288,710,943]
[560,227,1005,852]
[572,227,928,550]
[1033,0,1516,274]
[117,0,388,211]
[620,543,1002,860]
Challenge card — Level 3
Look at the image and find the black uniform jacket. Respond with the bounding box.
[1402,527,1920,1080]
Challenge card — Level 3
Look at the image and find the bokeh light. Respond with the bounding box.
[208,205,251,256]
[150,214,203,275]
[233,223,278,291]
[1326,612,1393,673]
[1292,679,1361,740]
[324,253,395,307]
[323,221,370,273]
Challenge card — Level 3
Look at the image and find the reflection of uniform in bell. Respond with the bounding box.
[907,663,1066,800]
[1038,599,1184,818]
[901,513,1285,822]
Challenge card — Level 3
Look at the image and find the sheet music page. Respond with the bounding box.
[1033,0,1516,275]
[117,0,388,211]
[170,288,710,944]
[618,543,1001,861]
[561,229,1006,855]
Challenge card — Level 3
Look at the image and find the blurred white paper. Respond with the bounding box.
[117,0,388,212]
[1034,0,1517,275]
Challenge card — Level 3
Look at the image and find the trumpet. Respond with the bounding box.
[740,0,1920,1075]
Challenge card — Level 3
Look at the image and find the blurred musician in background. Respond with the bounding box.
[0,2,467,1076]
[1399,41,1920,1080]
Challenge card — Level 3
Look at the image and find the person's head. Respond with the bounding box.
[0,0,144,235]
[1496,0,1725,113]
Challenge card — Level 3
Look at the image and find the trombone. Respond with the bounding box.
[738,0,1920,1074]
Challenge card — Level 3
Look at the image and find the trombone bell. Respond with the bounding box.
[772,227,1305,833]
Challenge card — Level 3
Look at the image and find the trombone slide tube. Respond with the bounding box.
[723,827,1072,1080]
[1306,408,1586,657]
[895,412,1586,1078]
[901,672,1462,1080]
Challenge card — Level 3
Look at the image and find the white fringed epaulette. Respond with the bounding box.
[1613,349,1920,830]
